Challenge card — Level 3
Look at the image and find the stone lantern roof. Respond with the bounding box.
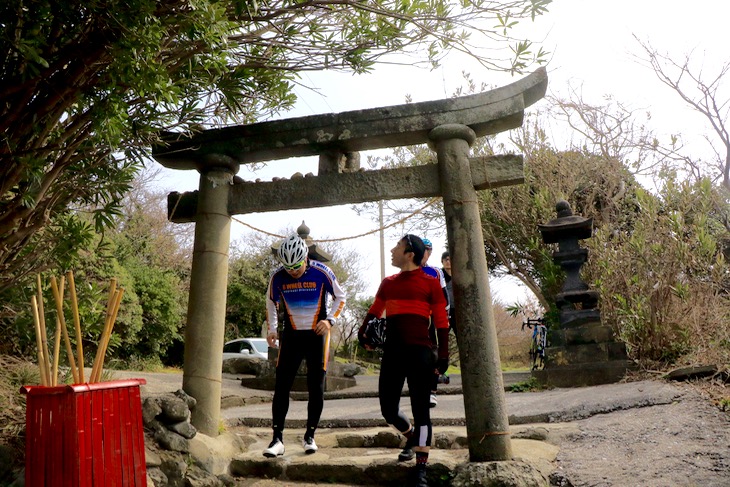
[537,200,593,243]
[270,221,332,263]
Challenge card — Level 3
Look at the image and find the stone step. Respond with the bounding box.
[229,426,558,486]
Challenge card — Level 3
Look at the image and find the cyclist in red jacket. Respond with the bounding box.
[359,234,449,487]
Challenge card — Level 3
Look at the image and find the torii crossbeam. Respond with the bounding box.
[152,67,547,463]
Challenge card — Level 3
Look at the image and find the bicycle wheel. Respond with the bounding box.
[535,347,545,370]
[530,341,539,370]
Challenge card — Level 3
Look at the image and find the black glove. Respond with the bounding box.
[436,357,449,375]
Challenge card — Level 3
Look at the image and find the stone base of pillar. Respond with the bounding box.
[240,347,357,392]
[240,375,357,392]
[533,360,635,388]
[535,317,634,388]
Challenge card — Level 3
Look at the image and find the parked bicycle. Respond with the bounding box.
[521,317,547,371]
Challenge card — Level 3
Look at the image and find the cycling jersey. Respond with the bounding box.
[266,259,346,443]
[422,264,450,311]
[363,266,448,449]
[266,260,346,334]
[366,267,448,355]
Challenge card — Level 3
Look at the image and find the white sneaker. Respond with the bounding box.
[429,394,438,408]
[302,436,318,454]
[263,439,285,458]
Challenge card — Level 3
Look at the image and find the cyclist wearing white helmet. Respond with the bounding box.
[263,234,346,459]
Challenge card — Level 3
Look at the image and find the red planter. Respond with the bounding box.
[21,379,147,487]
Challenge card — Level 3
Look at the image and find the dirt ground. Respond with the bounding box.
[549,382,730,487]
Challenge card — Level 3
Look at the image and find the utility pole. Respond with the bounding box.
[379,200,385,281]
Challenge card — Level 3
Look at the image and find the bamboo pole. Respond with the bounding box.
[31,296,49,386]
[92,287,124,383]
[51,298,62,387]
[66,271,85,383]
[36,274,51,384]
[90,279,117,383]
[50,275,79,384]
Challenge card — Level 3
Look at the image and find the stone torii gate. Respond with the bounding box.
[152,68,547,462]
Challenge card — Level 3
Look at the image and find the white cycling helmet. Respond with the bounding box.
[277,234,308,268]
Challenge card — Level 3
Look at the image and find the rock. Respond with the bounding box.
[229,458,285,479]
[513,427,550,441]
[374,430,402,448]
[336,433,366,448]
[665,365,718,382]
[160,452,189,487]
[188,432,246,476]
[159,395,190,423]
[168,420,197,439]
[142,396,162,425]
[433,431,459,449]
[173,389,197,409]
[451,461,548,487]
[183,465,225,486]
[146,466,168,487]
[145,447,162,467]
[222,357,268,375]
[154,428,190,453]
[146,418,167,436]
[340,362,362,377]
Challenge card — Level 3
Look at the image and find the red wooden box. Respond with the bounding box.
[21,379,147,487]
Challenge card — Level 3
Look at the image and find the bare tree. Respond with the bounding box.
[636,37,730,190]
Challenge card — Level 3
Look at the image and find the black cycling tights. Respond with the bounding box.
[379,344,433,447]
[272,330,327,438]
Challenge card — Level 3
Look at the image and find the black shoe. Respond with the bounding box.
[409,466,428,487]
[398,446,415,462]
[398,433,416,461]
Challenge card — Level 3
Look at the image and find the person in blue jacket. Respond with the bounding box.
[420,238,449,408]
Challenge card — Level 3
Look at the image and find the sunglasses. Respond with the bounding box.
[283,260,305,271]
[404,234,415,252]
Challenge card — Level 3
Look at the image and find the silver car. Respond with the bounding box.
[222,338,269,360]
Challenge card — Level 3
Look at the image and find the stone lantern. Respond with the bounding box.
[534,200,631,387]
[270,221,333,262]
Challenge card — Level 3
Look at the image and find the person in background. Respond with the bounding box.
[420,238,449,408]
[262,234,346,458]
[440,251,456,335]
[359,234,449,487]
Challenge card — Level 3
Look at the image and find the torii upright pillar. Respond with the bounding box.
[183,163,238,436]
[430,124,512,461]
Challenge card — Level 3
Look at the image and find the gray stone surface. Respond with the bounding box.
[111,369,729,486]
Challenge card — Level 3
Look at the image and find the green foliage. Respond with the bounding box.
[586,176,730,365]
[340,296,377,361]
[227,252,272,340]
[720,397,730,412]
[507,376,541,392]
[0,171,190,366]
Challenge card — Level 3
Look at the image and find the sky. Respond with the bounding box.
[153,0,729,302]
